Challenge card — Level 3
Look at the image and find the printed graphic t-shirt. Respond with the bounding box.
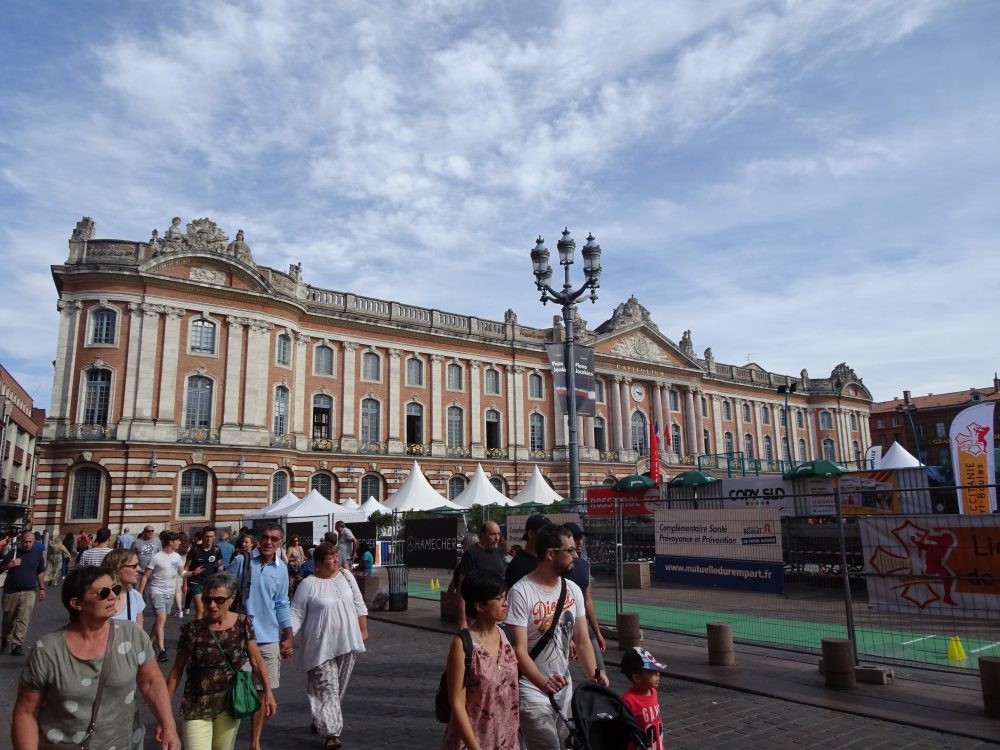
[505,576,584,707]
[186,545,221,586]
[623,687,665,750]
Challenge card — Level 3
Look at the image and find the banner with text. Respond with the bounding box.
[653,509,784,593]
[949,402,997,514]
[716,476,791,516]
[840,471,898,515]
[545,343,596,417]
[586,486,661,517]
[403,517,460,568]
[859,514,1000,616]
[506,513,581,544]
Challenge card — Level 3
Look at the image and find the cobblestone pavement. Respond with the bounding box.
[1,593,995,749]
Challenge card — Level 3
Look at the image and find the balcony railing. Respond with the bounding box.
[358,440,386,454]
[485,447,508,459]
[406,443,428,456]
[178,427,221,444]
[12,446,24,465]
[528,449,552,461]
[270,433,294,448]
[311,438,335,452]
[68,423,118,440]
[447,445,470,458]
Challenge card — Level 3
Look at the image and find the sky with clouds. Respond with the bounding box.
[1,0,997,410]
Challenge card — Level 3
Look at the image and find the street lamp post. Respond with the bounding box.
[531,229,602,504]
[777,383,796,469]
[897,403,921,463]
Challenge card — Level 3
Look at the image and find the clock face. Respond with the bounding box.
[631,383,645,401]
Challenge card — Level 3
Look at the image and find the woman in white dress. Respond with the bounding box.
[290,541,368,750]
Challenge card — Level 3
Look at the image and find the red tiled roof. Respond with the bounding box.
[872,387,1000,413]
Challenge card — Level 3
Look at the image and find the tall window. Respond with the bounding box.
[311,473,333,500]
[780,407,787,427]
[819,411,833,430]
[704,429,711,454]
[312,394,332,439]
[742,403,752,422]
[744,434,755,460]
[271,470,288,502]
[448,476,466,500]
[360,473,383,501]
[761,406,770,425]
[485,409,501,450]
[822,438,836,461]
[852,441,861,462]
[92,308,116,345]
[798,438,807,461]
[362,351,381,381]
[722,401,732,420]
[273,386,289,435]
[529,413,545,451]
[724,431,734,454]
[314,345,334,375]
[763,435,774,465]
[406,402,423,444]
[782,437,790,462]
[489,476,505,494]
[671,424,682,456]
[528,373,543,399]
[83,369,112,425]
[447,406,464,447]
[191,319,216,353]
[276,333,291,365]
[406,357,423,386]
[594,416,606,452]
[631,412,648,456]
[669,390,680,411]
[447,363,463,390]
[796,411,804,429]
[701,396,708,417]
[71,467,101,519]
[185,376,213,428]
[361,398,380,443]
[485,368,501,395]
[849,413,857,431]
[595,379,605,403]
[180,468,208,517]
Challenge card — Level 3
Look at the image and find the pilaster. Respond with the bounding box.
[341,342,359,452]
[430,355,445,456]
[469,360,483,458]
[387,349,404,454]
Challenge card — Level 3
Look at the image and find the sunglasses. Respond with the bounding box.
[96,584,123,600]
[204,595,234,606]
[123,563,142,570]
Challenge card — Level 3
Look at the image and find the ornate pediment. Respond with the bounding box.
[609,333,670,364]
[152,217,255,265]
[595,295,657,334]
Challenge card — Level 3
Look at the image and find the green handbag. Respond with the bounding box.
[209,619,262,719]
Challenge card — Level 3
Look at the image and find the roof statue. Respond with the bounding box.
[831,362,860,383]
[704,347,714,364]
[226,229,254,264]
[679,329,694,357]
[153,216,256,266]
[71,217,96,241]
[595,295,655,333]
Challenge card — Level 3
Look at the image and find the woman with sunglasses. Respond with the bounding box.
[11,566,181,750]
[286,536,305,577]
[290,541,368,750]
[102,547,146,627]
[166,571,276,750]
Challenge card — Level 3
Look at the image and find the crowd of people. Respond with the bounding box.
[2,516,665,750]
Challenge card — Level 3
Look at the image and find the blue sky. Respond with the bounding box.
[2,0,998,409]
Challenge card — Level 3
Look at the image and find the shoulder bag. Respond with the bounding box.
[529,576,567,661]
[38,623,116,750]
[209,617,261,719]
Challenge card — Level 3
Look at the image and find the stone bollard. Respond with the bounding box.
[980,656,1000,716]
[821,638,856,689]
[707,622,735,666]
[617,612,641,650]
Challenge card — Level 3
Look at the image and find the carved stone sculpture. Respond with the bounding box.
[71,217,96,241]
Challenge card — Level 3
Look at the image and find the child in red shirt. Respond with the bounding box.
[620,646,667,750]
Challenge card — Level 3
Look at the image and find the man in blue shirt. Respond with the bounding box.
[216,529,235,567]
[564,522,606,673]
[116,526,135,550]
[229,522,292,750]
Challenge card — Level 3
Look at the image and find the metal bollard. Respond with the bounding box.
[980,656,1000,716]
[617,612,641,650]
[821,638,856,689]
[707,622,735,666]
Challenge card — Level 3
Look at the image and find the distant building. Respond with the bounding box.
[1,363,44,526]
[869,380,1000,466]
[34,216,872,532]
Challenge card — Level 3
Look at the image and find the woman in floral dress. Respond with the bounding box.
[165,572,276,750]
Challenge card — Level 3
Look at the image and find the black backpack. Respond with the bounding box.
[434,625,514,724]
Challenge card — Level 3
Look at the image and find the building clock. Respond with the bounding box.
[631,383,645,402]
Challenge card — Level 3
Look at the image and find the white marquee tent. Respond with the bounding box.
[384,461,464,512]
[511,465,563,506]
[243,491,299,522]
[359,496,391,515]
[879,441,924,469]
[452,464,516,508]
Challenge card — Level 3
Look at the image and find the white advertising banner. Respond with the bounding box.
[505,513,580,543]
[949,402,997,514]
[716,476,792,516]
[654,509,783,563]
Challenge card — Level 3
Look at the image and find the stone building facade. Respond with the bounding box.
[1,363,44,526]
[35,217,873,532]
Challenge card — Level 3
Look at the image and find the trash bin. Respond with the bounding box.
[385,564,408,611]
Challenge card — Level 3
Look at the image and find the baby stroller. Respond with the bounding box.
[549,683,649,750]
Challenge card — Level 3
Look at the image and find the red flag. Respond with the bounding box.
[649,420,661,483]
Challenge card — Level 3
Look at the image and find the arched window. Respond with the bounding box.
[406,356,423,386]
[703,429,711,454]
[761,406,770,425]
[92,308,117,345]
[191,319,216,354]
[724,431,734,455]
[276,333,292,365]
[271,470,289,502]
[744,433,755,460]
[83,369,112,425]
[669,390,680,411]
[447,406,464,447]
[311,472,334,500]
[529,413,545,451]
[763,435,774,465]
[273,386,289,435]
[485,409,501,450]
[361,398,380,443]
[70,467,102,519]
[406,402,423,445]
[631,412,648,456]
[312,394,333,440]
[798,438,807,461]
[796,411,804,429]
[485,368,501,395]
[180,468,209,517]
[185,376,213,429]
[314,344,334,376]
[594,416,606,453]
[850,413,858,431]
[489,476,506,494]
[819,411,833,430]
[671,423,682,456]
[447,363,464,390]
[722,401,732,421]
[360,473,383,501]
[362,351,381,381]
[742,403,752,423]
[528,373,543,399]
[822,438,836,461]
[448,476,467,499]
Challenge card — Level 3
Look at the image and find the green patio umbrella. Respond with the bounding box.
[428,505,467,515]
[782,460,847,480]
[666,470,718,487]
[613,474,658,491]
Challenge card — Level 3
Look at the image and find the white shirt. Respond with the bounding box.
[290,571,367,671]
[145,551,182,594]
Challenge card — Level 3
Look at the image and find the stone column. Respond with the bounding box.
[620,379,632,451]
[387,349,403,453]
[469,360,483,458]
[711,395,725,454]
[120,303,143,425]
[292,333,310,446]
[512,366,527,459]
[609,377,623,451]
[341,342,359,452]
[652,385,664,456]
[130,305,163,440]
[220,317,246,442]
[430,355,445,456]
[694,388,706,456]
[156,307,185,426]
[805,408,817,460]
[242,321,273,431]
[46,301,82,437]
[684,387,698,457]
[751,401,764,461]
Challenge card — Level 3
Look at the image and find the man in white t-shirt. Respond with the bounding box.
[506,523,608,749]
[138,532,191,663]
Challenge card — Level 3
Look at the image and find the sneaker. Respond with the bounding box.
[157,650,169,663]
[174,611,184,619]
[10,645,25,656]
[0,639,8,654]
